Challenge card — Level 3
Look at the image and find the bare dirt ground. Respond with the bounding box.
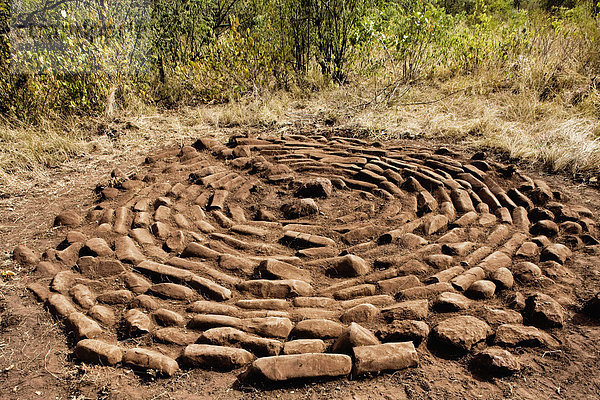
[1,120,600,400]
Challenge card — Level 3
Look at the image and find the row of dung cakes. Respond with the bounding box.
[13,132,596,383]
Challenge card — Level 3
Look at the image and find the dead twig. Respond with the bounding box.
[541,350,563,358]
[43,347,68,382]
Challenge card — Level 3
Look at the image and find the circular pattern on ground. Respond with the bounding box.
[19,133,596,382]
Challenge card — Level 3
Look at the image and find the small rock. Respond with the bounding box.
[512,262,542,283]
[256,208,277,222]
[27,282,51,301]
[244,317,294,339]
[51,270,77,294]
[151,283,197,301]
[340,303,379,324]
[490,268,514,289]
[283,339,327,355]
[13,245,39,265]
[512,207,530,229]
[398,282,453,300]
[47,293,77,318]
[88,305,116,326]
[515,242,539,259]
[66,312,103,339]
[75,339,122,366]
[257,259,312,282]
[187,300,239,316]
[524,292,565,328]
[233,145,251,158]
[70,284,96,309]
[122,348,178,377]
[182,344,255,370]
[81,238,113,257]
[353,342,418,375]
[198,327,283,357]
[292,319,344,339]
[377,275,422,294]
[153,308,185,326]
[77,257,124,278]
[480,307,523,326]
[530,220,559,237]
[532,235,552,247]
[506,292,526,311]
[130,294,160,311]
[54,211,81,227]
[423,254,454,269]
[472,347,520,376]
[376,320,430,346]
[466,280,496,299]
[69,230,88,243]
[334,284,376,300]
[331,322,380,354]
[292,297,337,308]
[417,190,438,213]
[165,231,186,253]
[114,236,145,264]
[153,327,199,345]
[432,315,492,352]
[281,198,319,219]
[494,324,560,348]
[433,292,471,312]
[478,251,512,272]
[250,353,352,381]
[151,222,171,239]
[332,254,371,277]
[396,233,428,249]
[123,309,153,336]
[124,273,152,294]
[102,187,119,200]
[442,242,476,257]
[562,235,584,250]
[540,244,572,264]
[424,215,449,235]
[451,267,485,291]
[35,261,61,276]
[237,279,313,298]
[295,178,333,198]
[56,243,83,267]
[478,213,497,227]
[560,221,582,235]
[496,207,512,224]
[97,289,134,305]
[236,299,289,310]
[382,300,429,321]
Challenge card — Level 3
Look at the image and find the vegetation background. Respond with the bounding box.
[1,0,600,188]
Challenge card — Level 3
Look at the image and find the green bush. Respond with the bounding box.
[0,0,599,124]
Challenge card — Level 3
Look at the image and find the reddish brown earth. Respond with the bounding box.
[1,130,600,399]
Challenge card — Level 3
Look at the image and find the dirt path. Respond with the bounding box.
[1,127,600,400]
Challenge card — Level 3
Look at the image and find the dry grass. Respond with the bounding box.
[0,109,245,195]
[185,79,600,179]
[482,118,600,174]
[1,73,600,194]
[0,124,85,183]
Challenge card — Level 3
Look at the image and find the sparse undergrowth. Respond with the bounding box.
[2,79,600,193]
[188,82,600,180]
[2,1,600,189]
